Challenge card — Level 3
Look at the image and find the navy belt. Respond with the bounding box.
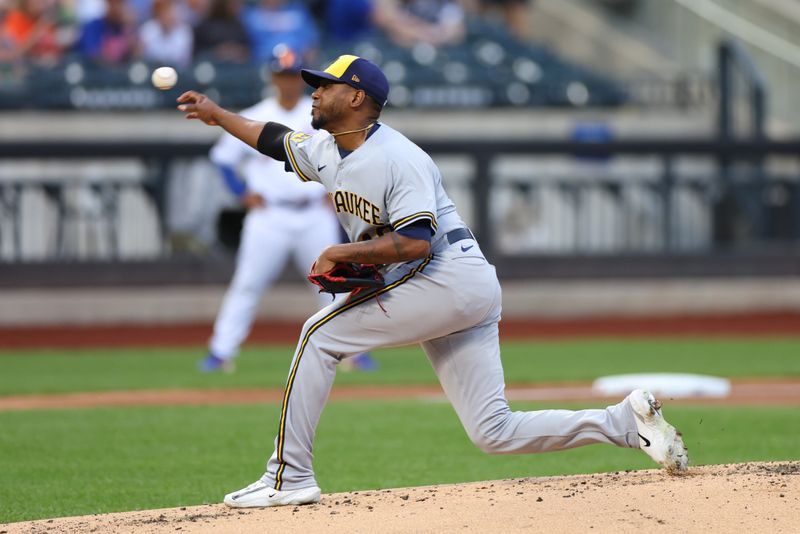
[446,227,475,245]
[273,198,317,209]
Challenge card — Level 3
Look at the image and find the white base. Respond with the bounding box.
[593,373,731,398]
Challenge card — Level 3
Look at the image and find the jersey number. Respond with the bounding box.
[358,225,391,241]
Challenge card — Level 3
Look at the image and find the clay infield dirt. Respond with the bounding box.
[2,314,799,532]
[1,378,799,411]
[5,462,799,533]
[2,313,800,348]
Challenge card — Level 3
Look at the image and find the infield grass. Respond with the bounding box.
[1,401,799,523]
[1,337,800,395]
[2,337,799,523]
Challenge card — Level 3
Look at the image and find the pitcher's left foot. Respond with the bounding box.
[628,388,689,474]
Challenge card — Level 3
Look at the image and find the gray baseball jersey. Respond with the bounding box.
[283,124,465,268]
[254,122,639,493]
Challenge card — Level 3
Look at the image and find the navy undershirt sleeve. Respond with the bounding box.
[217,164,246,197]
[257,121,292,161]
[395,220,434,242]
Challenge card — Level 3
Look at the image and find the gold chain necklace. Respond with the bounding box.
[330,123,375,137]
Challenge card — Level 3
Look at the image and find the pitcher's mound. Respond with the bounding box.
[8,462,799,533]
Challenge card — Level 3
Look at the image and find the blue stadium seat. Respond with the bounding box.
[0,16,628,110]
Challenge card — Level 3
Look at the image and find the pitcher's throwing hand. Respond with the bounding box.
[177,91,221,125]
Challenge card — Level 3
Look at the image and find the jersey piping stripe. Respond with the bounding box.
[283,133,311,182]
[392,212,438,232]
[274,254,433,490]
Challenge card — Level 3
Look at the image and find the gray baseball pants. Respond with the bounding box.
[262,242,640,490]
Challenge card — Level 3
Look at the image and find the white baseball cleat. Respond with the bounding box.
[628,389,689,474]
[223,478,321,508]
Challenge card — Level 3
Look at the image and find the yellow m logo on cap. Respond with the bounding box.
[324,55,360,78]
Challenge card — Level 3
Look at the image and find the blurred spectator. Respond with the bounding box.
[374,0,465,47]
[193,0,249,62]
[72,0,106,24]
[128,0,153,23]
[139,0,192,67]
[0,0,65,65]
[323,0,374,43]
[76,0,137,64]
[177,0,207,26]
[476,0,532,41]
[241,0,318,64]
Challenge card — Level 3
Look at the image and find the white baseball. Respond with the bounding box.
[151,66,178,90]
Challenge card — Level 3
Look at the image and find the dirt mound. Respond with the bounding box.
[6,462,798,533]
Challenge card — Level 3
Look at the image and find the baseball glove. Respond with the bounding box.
[308,262,385,297]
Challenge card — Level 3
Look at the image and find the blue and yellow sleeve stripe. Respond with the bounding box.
[391,211,438,232]
[283,132,311,182]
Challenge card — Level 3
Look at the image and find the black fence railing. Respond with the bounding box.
[718,38,767,141]
[1,137,800,284]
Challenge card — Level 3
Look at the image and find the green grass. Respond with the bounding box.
[1,337,800,395]
[1,400,798,523]
[2,337,798,522]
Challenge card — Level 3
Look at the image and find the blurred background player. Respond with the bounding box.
[199,47,376,373]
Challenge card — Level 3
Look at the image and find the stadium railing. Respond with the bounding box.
[1,137,799,285]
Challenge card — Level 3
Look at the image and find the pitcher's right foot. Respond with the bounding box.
[628,389,689,474]
[223,478,321,508]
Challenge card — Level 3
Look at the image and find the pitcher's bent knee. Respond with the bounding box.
[466,417,511,454]
[470,433,506,454]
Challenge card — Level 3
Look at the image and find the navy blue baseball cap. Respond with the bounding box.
[269,46,303,73]
[301,55,389,108]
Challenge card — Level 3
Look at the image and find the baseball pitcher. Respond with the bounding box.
[177,54,689,508]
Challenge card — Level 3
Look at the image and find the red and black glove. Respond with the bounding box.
[308,262,385,297]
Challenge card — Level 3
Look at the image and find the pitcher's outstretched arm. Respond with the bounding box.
[177,91,290,159]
